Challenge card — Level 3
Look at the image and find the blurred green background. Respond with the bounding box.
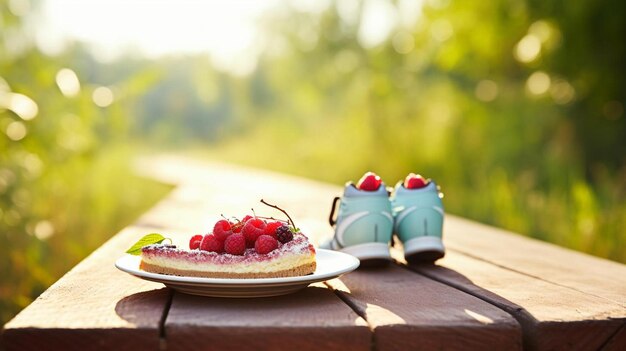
[1,0,624,326]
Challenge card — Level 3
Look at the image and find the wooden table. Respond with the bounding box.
[2,155,625,351]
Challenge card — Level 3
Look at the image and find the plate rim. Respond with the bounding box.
[115,248,359,286]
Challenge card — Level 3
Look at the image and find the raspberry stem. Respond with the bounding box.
[260,199,297,229]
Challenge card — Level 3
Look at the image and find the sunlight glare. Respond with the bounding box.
[8,0,31,16]
[41,0,279,74]
[464,309,494,324]
[358,0,398,48]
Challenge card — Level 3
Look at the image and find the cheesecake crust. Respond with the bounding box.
[139,260,316,279]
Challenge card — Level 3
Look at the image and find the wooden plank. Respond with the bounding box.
[141,156,520,350]
[601,323,626,351]
[399,250,626,351]
[325,265,522,351]
[164,285,371,351]
[141,157,369,350]
[1,226,170,351]
[444,216,626,307]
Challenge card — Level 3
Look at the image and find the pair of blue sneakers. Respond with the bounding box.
[322,172,445,265]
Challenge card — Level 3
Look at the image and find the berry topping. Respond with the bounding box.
[275,225,294,244]
[264,221,283,238]
[200,234,224,253]
[357,171,382,191]
[224,233,246,255]
[404,173,429,189]
[213,219,233,241]
[255,235,278,254]
[189,234,203,250]
[243,218,267,246]
[231,221,243,233]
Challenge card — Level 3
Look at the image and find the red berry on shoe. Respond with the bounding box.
[243,218,266,245]
[357,171,382,191]
[189,234,203,250]
[224,233,246,255]
[213,219,233,241]
[200,234,224,253]
[264,221,283,238]
[404,173,429,189]
[255,235,278,254]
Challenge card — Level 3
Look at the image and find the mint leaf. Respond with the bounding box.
[126,233,167,255]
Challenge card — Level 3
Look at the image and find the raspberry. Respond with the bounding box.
[200,234,224,253]
[255,235,278,254]
[276,225,294,244]
[264,221,283,238]
[243,218,267,246]
[213,219,233,241]
[242,215,253,223]
[224,233,246,255]
[231,221,243,233]
[189,234,203,250]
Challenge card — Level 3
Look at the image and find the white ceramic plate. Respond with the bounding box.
[115,249,359,298]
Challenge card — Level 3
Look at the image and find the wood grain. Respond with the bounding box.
[400,251,626,351]
[444,216,626,307]
[600,322,626,351]
[1,226,171,351]
[325,265,522,351]
[164,284,370,351]
[5,155,626,351]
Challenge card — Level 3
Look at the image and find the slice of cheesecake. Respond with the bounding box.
[140,233,316,279]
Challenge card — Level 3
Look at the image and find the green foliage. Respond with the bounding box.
[197,0,625,264]
[0,4,172,325]
[1,0,625,327]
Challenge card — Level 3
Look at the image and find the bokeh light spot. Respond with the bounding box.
[392,31,415,54]
[430,19,453,42]
[526,71,551,95]
[6,121,27,141]
[0,93,38,120]
[55,68,81,97]
[35,220,55,240]
[515,34,541,63]
[475,80,499,102]
[550,79,575,105]
[92,86,114,107]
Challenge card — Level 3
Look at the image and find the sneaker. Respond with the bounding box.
[391,173,445,263]
[322,172,393,264]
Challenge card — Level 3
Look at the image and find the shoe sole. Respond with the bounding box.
[339,242,391,266]
[403,236,445,263]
